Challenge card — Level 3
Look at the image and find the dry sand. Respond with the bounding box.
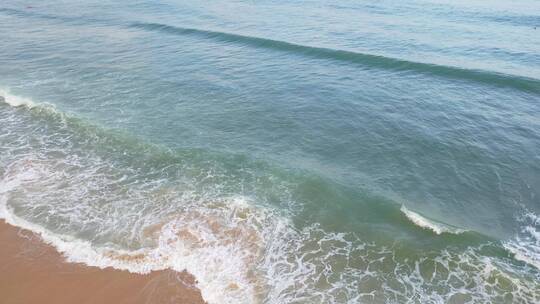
[0,220,206,304]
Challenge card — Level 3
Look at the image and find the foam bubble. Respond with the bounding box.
[401,205,466,235]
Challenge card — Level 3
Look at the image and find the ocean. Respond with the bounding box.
[0,0,539,303]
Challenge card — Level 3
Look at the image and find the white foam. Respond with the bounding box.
[504,212,540,270]
[1,161,538,303]
[0,160,159,273]
[0,88,36,108]
[0,195,269,303]
[151,197,273,304]
[0,158,280,303]
[401,205,466,235]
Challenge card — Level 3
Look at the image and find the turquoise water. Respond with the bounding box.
[0,1,539,303]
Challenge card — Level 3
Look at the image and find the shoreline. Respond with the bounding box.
[0,220,205,304]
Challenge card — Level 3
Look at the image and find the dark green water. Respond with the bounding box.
[0,1,539,303]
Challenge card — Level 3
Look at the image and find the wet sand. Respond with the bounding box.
[0,220,206,304]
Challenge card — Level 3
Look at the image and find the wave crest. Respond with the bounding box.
[0,89,36,108]
[401,205,466,235]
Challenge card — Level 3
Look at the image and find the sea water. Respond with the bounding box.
[0,0,539,303]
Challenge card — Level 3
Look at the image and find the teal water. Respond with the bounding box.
[0,1,539,303]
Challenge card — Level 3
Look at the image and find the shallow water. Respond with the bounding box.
[0,1,539,303]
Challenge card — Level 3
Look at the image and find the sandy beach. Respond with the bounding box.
[0,220,205,304]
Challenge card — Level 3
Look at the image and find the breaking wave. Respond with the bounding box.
[401,205,467,235]
[0,91,539,303]
[504,212,540,271]
[0,88,36,108]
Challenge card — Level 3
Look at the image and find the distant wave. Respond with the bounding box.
[1,5,539,93]
[130,22,540,94]
[400,205,467,235]
[0,7,106,25]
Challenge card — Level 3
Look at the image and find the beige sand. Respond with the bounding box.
[0,220,206,304]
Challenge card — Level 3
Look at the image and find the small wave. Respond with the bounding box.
[0,7,107,26]
[401,205,466,235]
[0,88,36,108]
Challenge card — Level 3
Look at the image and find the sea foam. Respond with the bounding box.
[1,156,537,304]
[504,212,540,270]
[0,156,286,304]
[400,205,466,235]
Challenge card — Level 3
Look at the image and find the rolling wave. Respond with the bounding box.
[1,6,538,93]
[130,22,540,94]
